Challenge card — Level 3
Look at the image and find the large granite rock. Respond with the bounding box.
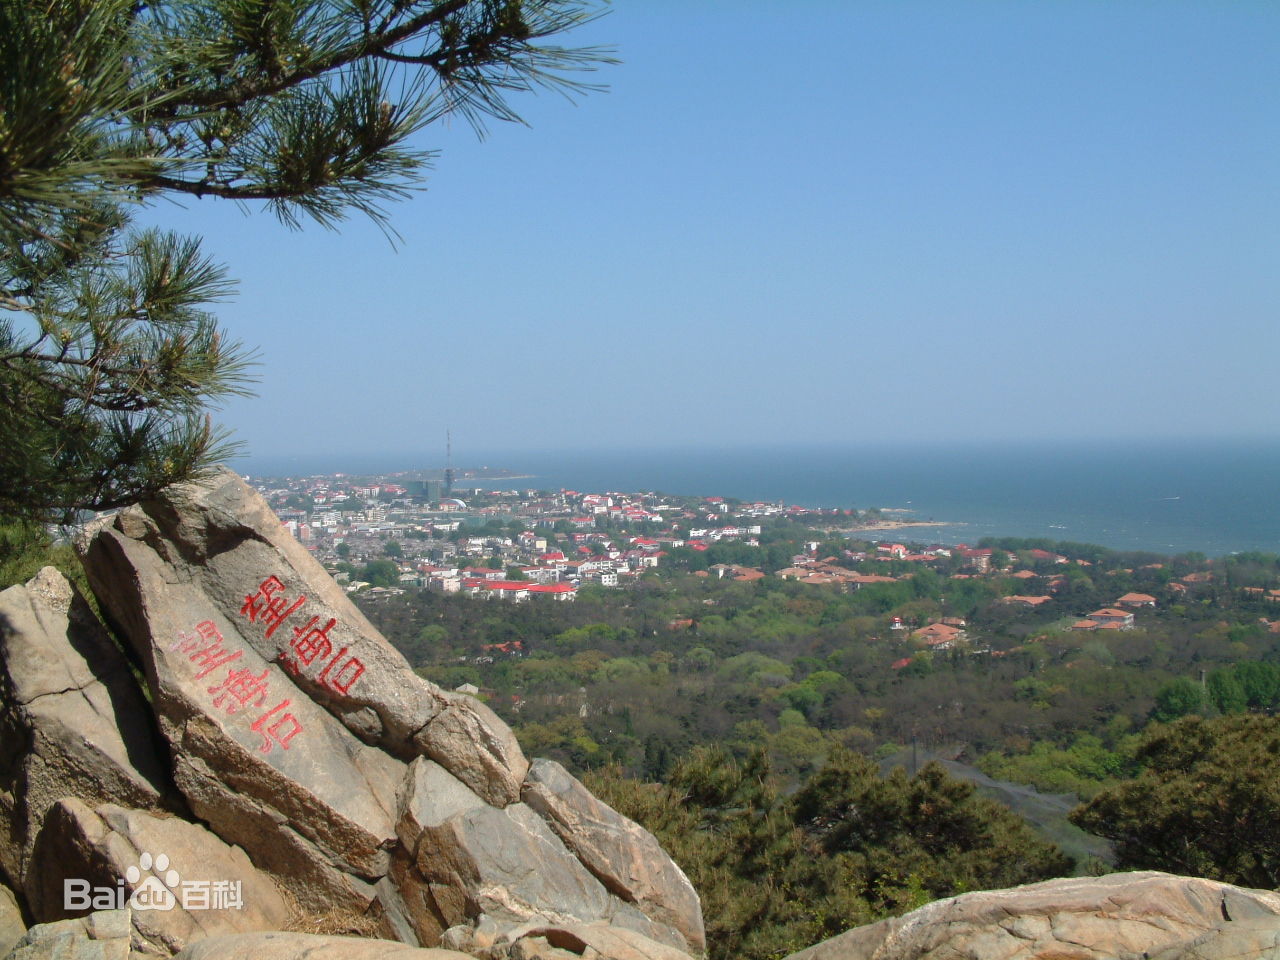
[782,871,1280,960]
[480,921,696,960]
[74,469,704,952]
[398,759,682,951]
[24,799,291,956]
[0,568,176,894]
[2,909,131,960]
[522,760,704,954]
[0,883,23,957]
[168,931,472,960]
[1149,917,1280,960]
[75,524,405,918]
[81,468,526,806]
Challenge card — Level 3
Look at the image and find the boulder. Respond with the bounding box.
[23,798,291,956]
[1148,917,1280,960]
[168,931,472,960]
[0,883,24,957]
[782,871,1280,960]
[80,468,527,805]
[398,760,677,949]
[74,469,704,951]
[489,921,697,960]
[0,568,176,893]
[78,521,405,915]
[2,909,131,960]
[522,760,703,954]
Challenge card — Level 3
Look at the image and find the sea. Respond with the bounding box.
[237,438,1280,558]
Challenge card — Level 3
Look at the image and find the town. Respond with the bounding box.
[245,470,1250,653]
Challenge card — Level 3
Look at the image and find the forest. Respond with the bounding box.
[354,528,1280,960]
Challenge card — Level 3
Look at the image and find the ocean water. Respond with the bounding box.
[238,438,1280,557]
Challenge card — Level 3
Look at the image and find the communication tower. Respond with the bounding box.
[444,430,454,495]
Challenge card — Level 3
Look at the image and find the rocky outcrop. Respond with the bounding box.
[24,799,290,956]
[0,883,23,957]
[80,467,525,803]
[3,909,131,960]
[0,568,177,892]
[168,931,473,960]
[522,761,703,954]
[66,468,703,955]
[782,871,1280,960]
[164,923,693,960]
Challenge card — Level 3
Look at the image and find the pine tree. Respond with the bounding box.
[0,0,610,524]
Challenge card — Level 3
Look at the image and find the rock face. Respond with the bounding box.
[168,930,473,960]
[81,467,525,802]
[782,871,1280,960]
[70,468,703,954]
[24,799,290,956]
[0,883,23,956]
[522,760,704,953]
[3,909,132,960]
[0,568,177,892]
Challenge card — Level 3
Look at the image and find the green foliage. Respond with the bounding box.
[1071,715,1280,887]
[1,0,610,523]
[0,521,75,590]
[1210,660,1280,713]
[360,558,399,588]
[977,732,1138,800]
[586,746,1071,960]
[1149,676,1205,722]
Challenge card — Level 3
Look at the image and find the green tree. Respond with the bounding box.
[1,0,610,525]
[1149,677,1205,722]
[1071,715,1280,887]
[360,558,400,588]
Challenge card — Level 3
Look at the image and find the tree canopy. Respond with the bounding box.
[0,0,610,523]
[1070,715,1280,888]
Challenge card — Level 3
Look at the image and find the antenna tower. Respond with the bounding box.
[444,430,454,494]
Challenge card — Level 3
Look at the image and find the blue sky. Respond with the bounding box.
[143,2,1280,466]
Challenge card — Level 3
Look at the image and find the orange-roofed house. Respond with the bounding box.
[912,622,967,649]
[1003,595,1053,608]
[1087,607,1135,629]
[1116,592,1157,608]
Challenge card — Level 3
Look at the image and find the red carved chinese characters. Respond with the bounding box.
[171,620,243,680]
[240,575,306,638]
[172,620,306,751]
[241,581,365,697]
[208,666,270,715]
[251,700,302,753]
[288,615,336,667]
[316,646,365,695]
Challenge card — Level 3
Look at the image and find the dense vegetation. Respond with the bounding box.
[1072,715,1280,889]
[585,747,1070,960]
[353,528,1280,959]
[362,536,1280,786]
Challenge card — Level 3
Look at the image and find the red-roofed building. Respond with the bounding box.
[1116,592,1157,608]
[1003,595,1053,607]
[527,582,577,601]
[1086,607,1135,628]
[912,622,967,649]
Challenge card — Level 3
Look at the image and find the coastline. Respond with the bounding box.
[820,519,955,536]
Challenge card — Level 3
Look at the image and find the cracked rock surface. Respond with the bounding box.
[781,872,1280,960]
[0,568,177,892]
[56,469,703,956]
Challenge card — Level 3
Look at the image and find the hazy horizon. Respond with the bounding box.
[146,3,1278,462]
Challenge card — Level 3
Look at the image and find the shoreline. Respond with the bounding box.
[819,519,956,535]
